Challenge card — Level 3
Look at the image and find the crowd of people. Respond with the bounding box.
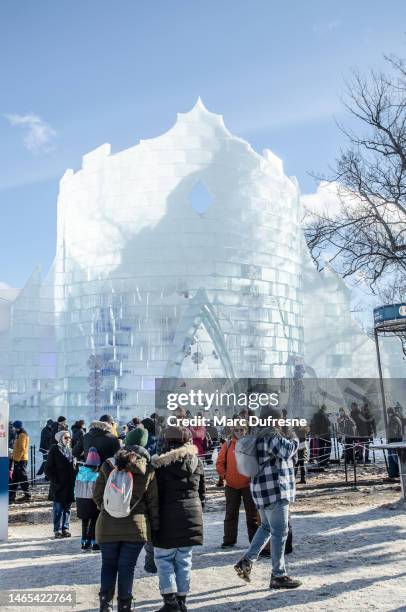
[6,400,405,611]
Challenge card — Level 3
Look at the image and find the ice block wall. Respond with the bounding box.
[53,99,304,420]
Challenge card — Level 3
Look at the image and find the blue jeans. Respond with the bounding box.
[154,546,193,595]
[245,499,289,577]
[53,502,71,533]
[100,542,144,599]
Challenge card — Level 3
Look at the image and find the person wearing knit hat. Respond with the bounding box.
[127,417,142,432]
[75,447,101,551]
[85,447,101,467]
[142,418,158,456]
[163,425,192,450]
[44,429,76,538]
[124,425,148,449]
[9,421,31,503]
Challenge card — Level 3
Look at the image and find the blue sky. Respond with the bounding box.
[1,0,405,287]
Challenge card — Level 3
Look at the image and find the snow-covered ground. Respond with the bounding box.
[0,502,405,612]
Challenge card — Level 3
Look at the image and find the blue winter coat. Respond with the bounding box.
[75,465,99,520]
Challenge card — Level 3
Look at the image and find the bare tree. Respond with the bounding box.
[304,55,406,300]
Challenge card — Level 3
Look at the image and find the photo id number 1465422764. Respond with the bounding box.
[0,591,76,606]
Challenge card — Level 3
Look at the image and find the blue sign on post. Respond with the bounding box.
[374,303,406,326]
[0,397,9,541]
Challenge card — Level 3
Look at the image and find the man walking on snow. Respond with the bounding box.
[234,406,302,589]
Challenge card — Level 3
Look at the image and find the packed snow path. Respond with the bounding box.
[0,506,405,611]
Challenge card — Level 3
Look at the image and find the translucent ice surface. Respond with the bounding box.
[0,99,400,441]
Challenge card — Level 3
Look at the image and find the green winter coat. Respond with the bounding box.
[93,450,159,544]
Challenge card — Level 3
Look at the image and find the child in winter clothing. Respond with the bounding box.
[75,447,101,551]
[152,425,205,612]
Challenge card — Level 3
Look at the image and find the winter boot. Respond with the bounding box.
[81,539,91,551]
[234,557,253,582]
[154,593,181,611]
[270,575,302,589]
[99,588,115,612]
[117,596,133,611]
[176,595,187,612]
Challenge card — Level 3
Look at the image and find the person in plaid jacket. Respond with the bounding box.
[234,407,302,590]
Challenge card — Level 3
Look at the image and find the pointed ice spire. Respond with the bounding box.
[176,98,229,133]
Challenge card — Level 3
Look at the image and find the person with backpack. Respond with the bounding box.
[233,406,302,590]
[125,425,158,574]
[93,436,159,612]
[44,430,76,538]
[75,447,101,551]
[216,422,258,549]
[152,425,205,612]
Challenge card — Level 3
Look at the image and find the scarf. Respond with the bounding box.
[58,440,73,462]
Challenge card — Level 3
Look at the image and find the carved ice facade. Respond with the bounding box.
[0,100,400,436]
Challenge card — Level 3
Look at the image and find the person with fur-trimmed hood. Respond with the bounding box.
[73,418,121,464]
[152,426,205,612]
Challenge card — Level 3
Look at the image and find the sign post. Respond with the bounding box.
[0,396,9,541]
[373,302,406,440]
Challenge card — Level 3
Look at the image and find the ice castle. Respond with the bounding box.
[0,100,393,436]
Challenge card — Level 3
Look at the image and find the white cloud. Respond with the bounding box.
[301,181,344,220]
[4,113,57,153]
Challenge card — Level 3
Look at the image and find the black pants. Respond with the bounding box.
[343,437,354,463]
[295,459,306,482]
[9,461,29,499]
[223,486,258,544]
[81,517,97,542]
[318,437,330,466]
[361,437,371,462]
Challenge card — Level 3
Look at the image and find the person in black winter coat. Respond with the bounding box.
[8,422,16,449]
[45,430,76,538]
[151,426,205,612]
[357,403,377,463]
[51,416,69,443]
[310,406,331,466]
[73,420,121,464]
[40,420,54,455]
[37,419,55,477]
[71,420,86,447]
